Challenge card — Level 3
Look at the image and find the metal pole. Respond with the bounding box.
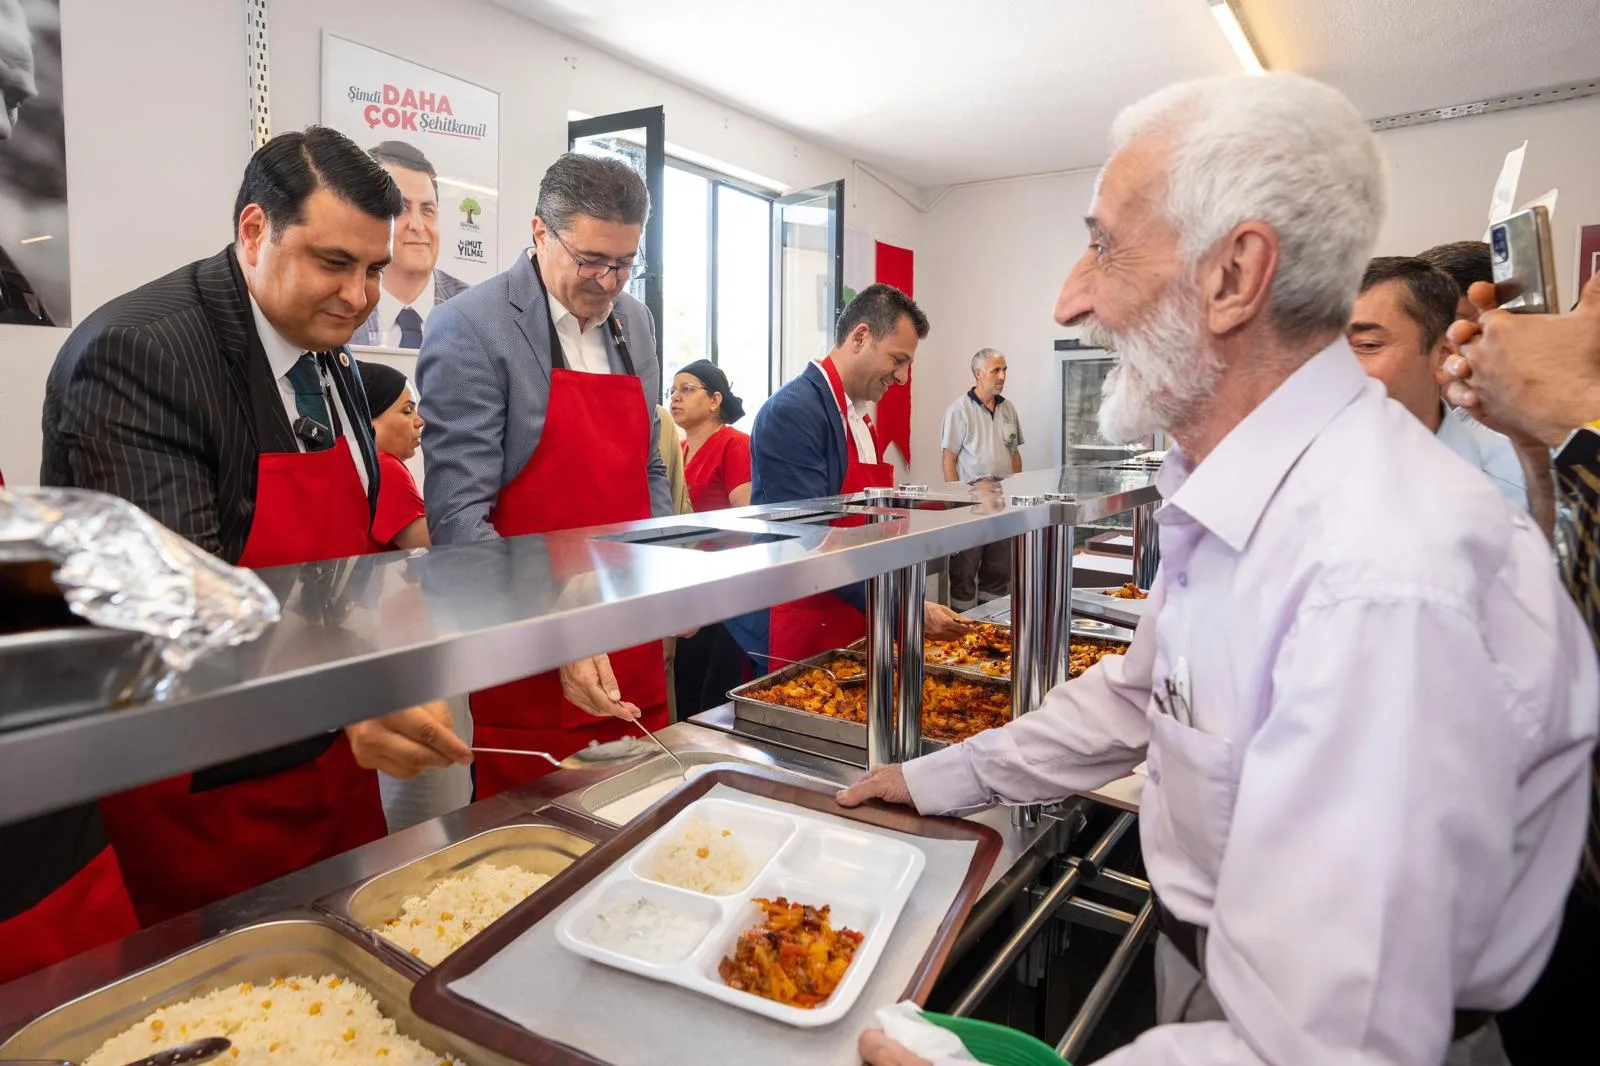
[1040,516,1075,691]
[1131,500,1161,589]
[1008,507,1047,828]
[865,568,900,770]
[895,563,927,763]
[948,812,1135,1017]
[1056,899,1156,1062]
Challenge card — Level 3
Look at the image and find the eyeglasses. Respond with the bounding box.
[669,384,707,399]
[548,229,644,281]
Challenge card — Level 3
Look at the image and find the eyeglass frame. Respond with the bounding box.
[547,228,645,281]
[668,382,709,399]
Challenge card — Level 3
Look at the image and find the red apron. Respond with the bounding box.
[0,845,140,984]
[100,434,389,925]
[767,358,896,662]
[469,265,668,799]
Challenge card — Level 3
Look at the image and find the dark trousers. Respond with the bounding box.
[949,541,1012,610]
[671,622,752,720]
[1496,884,1600,1063]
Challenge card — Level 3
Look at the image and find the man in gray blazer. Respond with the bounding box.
[417,153,671,779]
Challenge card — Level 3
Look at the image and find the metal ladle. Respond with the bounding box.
[760,653,867,687]
[6,1036,233,1066]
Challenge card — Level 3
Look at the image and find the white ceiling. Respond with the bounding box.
[491,0,1600,189]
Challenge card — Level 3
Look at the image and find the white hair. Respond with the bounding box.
[1110,72,1387,342]
[970,348,1004,376]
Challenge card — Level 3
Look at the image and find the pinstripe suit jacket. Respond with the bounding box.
[40,246,381,564]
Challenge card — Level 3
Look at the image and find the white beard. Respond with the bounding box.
[1083,283,1220,444]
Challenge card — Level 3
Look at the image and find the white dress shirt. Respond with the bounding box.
[905,340,1598,1066]
[1435,401,1529,509]
[548,291,615,376]
[373,272,436,349]
[249,294,370,493]
[819,362,879,464]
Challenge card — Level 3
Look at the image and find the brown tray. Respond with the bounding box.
[728,649,1011,749]
[411,768,1003,1065]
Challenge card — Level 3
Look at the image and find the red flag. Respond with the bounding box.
[874,241,915,465]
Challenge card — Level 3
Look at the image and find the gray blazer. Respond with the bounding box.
[351,268,470,348]
[416,250,670,545]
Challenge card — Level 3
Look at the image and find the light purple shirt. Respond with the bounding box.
[905,340,1598,1065]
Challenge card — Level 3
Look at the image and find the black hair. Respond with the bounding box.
[677,359,745,424]
[1359,256,1460,351]
[1417,240,1493,295]
[233,126,403,237]
[834,283,929,348]
[367,139,438,197]
[535,152,650,233]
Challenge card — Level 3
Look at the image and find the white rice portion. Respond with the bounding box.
[640,817,753,894]
[378,862,552,966]
[82,974,462,1066]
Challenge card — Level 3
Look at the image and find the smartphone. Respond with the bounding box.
[1489,205,1559,313]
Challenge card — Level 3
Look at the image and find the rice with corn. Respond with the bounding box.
[641,817,753,894]
[379,862,552,965]
[82,974,461,1065]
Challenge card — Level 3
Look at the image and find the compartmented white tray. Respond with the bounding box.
[553,795,925,1028]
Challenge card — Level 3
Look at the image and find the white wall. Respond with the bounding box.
[0,0,922,487]
[912,94,1600,482]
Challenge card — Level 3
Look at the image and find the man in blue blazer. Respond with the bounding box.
[743,284,968,662]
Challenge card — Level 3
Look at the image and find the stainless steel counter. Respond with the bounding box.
[0,469,1160,824]
[0,721,1070,1043]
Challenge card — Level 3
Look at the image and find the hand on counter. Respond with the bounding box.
[923,602,972,642]
[836,764,913,809]
[1442,273,1600,448]
[561,654,642,721]
[346,699,473,779]
[859,1029,934,1066]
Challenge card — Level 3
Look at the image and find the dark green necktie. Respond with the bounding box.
[285,352,334,451]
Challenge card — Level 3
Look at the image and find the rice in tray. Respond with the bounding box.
[641,817,753,894]
[82,974,462,1066]
[379,862,553,965]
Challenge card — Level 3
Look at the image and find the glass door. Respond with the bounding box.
[771,180,843,390]
[568,107,665,331]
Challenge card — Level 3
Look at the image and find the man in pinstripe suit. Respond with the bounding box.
[34,127,470,926]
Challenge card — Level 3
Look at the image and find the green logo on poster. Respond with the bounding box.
[459,197,482,229]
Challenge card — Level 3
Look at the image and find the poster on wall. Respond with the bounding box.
[320,33,498,350]
[0,0,69,326]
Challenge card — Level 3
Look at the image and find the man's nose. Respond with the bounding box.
[1055,250,1097,326]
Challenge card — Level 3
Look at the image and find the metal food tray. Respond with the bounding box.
[316,817,597,977]
[845,622,1132,683]
[0,911,515,1065]
[729,648,1010,750]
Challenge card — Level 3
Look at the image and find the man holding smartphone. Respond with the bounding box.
[1443,269,1600,1062]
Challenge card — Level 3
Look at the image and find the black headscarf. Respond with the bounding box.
[357,360,410,418]
[678,359,745,423]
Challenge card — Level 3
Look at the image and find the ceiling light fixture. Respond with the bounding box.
[19,234,52,244]
[1207,0,1266,76]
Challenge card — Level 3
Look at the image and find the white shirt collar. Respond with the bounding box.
[547,290,611,336]
[247,290,307,380]
[375,272,437,337]
[1159,338,1370,552]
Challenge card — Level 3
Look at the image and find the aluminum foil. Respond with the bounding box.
[0,487,279,672]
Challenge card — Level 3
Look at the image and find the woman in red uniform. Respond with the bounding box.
[358,361,430,550]
[668,360,757,715]
[670,359,751,512]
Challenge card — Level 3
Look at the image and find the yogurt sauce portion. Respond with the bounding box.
[586,898,711,964]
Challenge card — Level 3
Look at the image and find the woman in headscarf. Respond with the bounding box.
[358,360,429,550]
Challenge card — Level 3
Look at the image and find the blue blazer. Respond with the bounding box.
[730,361,864,663]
